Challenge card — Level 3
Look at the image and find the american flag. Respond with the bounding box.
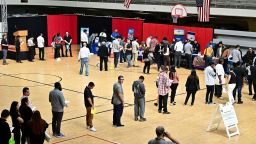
[124,0,132,8]
[196,0,211,22]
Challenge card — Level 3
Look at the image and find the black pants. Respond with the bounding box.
[158,94,168,112]
[100,56,108,71]
[184,91,197,105]
[21,124,28,144]
[113,104,123,126]
[54,45,61,59]
[215,85,222,97]
[60,45,64,57]
[248,75,253,95]
[170,83,179,103]
[16,49,21,62]
[253,80,256,99]
[65,45,72,57]
[206,85,214,103]
[28,46,35,61]
[13,127,21,144]
[185,53,192,69]
[52,111,63,135]
[143,61,150,73]
[39,47,45,60]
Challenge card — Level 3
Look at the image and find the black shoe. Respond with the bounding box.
[134,118,138,121]
[116,124,124,127]
[158,110,162,113]
[237,101,243,104]
[163,111,170,114]
[249,93,253,95]
[154,103,158,106]
[139,118,146,122]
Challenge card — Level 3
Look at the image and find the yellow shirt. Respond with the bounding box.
[204,47,213,57]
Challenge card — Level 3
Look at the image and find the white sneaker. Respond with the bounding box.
[56,58,61,61]
[90,127,96,132]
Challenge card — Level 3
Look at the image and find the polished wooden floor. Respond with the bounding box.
[1,45,256,144]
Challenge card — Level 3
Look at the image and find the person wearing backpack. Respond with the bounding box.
[132,76,146,122]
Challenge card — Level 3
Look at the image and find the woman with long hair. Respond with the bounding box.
[10,101,24,144]
[227,68,236,104]
[169,66,179,105]
[19,97,33,144]
[184,69,200,106]
[28,110,48,144]
[143,48,151,74]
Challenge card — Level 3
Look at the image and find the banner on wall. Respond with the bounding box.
[128,28,134,40]
[174,29,185,42]
[187,32,195,41]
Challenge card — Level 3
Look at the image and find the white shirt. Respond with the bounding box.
[27,39,35,47]
[78,47,90,60]
[174,41,184,53]
[146,37,151,47]
[215,64,225,85]
[204,66,216,86]
[81,32,88,43]
[37,36,44,48]
[164,47,170,56]
[132,41,139,53]
[21,96,34,110]
[113,39,120,53]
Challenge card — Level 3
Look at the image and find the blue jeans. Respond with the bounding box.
[80,57,89,76]
[114,52,120,68]
[233,86,242,102]
[126,54,132,67]
[2,49,7,64]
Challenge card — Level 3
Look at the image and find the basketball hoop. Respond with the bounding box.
[171,4,187,23]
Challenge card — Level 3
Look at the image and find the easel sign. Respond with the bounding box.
[207,102,240,138]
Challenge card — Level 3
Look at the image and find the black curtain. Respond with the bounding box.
[7,16,48,46]
[77,15,112,44]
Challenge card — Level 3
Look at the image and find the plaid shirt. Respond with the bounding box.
[157,71,170,96]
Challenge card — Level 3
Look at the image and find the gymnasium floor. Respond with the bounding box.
[0,46,256,144]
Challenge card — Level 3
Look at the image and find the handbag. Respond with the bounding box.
[9,137,15,144]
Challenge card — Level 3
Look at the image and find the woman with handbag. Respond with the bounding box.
[184,69,200,106]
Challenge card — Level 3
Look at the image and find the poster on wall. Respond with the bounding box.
[128,28,134,40]
[174,29,185,42]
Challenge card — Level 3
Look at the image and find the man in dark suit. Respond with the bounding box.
[98,41,109,71]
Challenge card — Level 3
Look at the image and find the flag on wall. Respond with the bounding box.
[124,0,132,8]
[196,0,211,22]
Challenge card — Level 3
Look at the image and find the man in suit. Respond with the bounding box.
[98,41,109,71]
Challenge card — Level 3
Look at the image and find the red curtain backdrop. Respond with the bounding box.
[112,18,144,42]
[143,23,213,54]
[47,15,77,46]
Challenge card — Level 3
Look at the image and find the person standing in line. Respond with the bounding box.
[10,101,24,144]
[184,40,193,69]
[111,29,119,41]
[19,97,33,144]
[174,40,184,68]
[244,47,254,64]
[78,42,90,76]
[157,66,171,114]
[221,47,231,74]
[169,66,179,106]
[27,37,35,62]
[227,68,236,104]
[113,37,121,68]
[81,29,89,47]
[146,35,152,48]
[112,75,125,127]
[64,32,72,57]
[132,37,140,67]
[54,33,63,61]
[162,40,171,70]
[148,126,180,144]
[149,36,158,53]
[98,41,109,71]
[231,45,242,66]
[215,58,226,99]
[246,61,253,95]
[193,40,200,55]
[49,82,66,138]
[132,76,146,122]
[119,36,126,63]
[251,65,256,101]
[0,109,11,144]
[1,34,9,65]
[15,35,23,63]
[143,48,151,74]
[125,39,133,68]
[99,29,107,44]
[37,33,45,60]
[184,69,200,106]
[204,61,216,104]
[233,63,245,104]
[28,110,48,144]
[84,82,96,132]
[21,87,34,110]
[203,45,214,67]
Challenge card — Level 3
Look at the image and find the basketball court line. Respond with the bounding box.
[52,134,119,144]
